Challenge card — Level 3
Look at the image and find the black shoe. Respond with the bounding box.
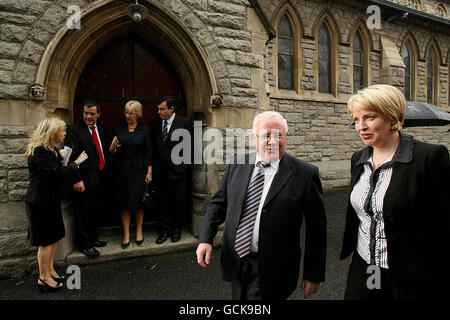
[135,238,144,246]
[171,229,181,243]
[156,231,170,244]
[37,278,63,293]
[81,247,100,257]
[92,240,107,247]
[51,275,65,284]
[121,242,130,249]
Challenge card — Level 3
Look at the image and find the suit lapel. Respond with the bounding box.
[81,123,97,150]
[263,154,293,207]
[231,154,256,227]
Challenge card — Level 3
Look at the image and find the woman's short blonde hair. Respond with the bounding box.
[125,100,143,120]
[25,117,66,158]
[347,84,406,131]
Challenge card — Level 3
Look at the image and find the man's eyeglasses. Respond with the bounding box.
[255,133,287,141]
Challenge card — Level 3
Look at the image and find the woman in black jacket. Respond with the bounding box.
[110,100,152,249]
[340,84,450,300]
[25,118,87,293]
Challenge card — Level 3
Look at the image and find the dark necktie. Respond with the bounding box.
[234,161,270,258]
[90,125,105,171]
[162,120,168,142]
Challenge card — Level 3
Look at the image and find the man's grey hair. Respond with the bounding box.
[252,111,288,133]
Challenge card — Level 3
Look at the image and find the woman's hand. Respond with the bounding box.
[110,136,121,153]
[74,151,88,166]
[145,166,152,183]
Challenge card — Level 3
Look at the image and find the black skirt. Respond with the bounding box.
[26,201,65,246]
[116,170,146,211]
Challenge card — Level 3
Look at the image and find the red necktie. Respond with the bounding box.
[90,125,105,171]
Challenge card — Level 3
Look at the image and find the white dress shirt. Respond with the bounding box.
[89,124,105,159]
[249,154,280,253]
[163,113,175,135]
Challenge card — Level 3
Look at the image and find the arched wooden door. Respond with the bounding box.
[73,34,186,227]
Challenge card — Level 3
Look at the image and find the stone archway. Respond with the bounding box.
[34,0,219,258]
[37,1,217,123]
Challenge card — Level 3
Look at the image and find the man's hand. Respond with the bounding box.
[301,280,320,299]
[196,243,212,269]
[74,181,85,193]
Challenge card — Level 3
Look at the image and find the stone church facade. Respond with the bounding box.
[0,0,449,277]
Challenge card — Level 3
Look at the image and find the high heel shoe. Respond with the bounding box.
[135,237,144,246]
[51,274,65,284]
[37,278,63,293]
[121,242,130,249]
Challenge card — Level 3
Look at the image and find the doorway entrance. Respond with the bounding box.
[73,34,186,227]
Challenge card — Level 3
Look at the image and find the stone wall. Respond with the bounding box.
[0,0,449,278]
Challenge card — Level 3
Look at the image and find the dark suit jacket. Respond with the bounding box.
[114,122,152,176]
[64,122,109,186]
[25,146,81,205]
[151,114,193,180]
[199,152,327,300]
[340,132,450,283]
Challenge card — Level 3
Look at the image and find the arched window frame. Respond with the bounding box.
[434,4,448,18]
[349,22,372,94]
[425,42,440,105]
[400,34,418,101]
[407,0,422,10]
[273,5,302,94]
[314,13,339,96]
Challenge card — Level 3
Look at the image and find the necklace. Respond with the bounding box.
[372,148,396,170]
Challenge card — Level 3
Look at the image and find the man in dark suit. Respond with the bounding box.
[196,111,327,300]
[65,100,108,257]
[152,96,193,244]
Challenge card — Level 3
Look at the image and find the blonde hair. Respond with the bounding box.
[25,117,66,158]
[347,84,406,131]
[252,111,288,133]
[125,100,143,120]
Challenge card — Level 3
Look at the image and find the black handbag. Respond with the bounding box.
[142,183,158,210]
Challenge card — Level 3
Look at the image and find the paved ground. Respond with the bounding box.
[0,190,350,301]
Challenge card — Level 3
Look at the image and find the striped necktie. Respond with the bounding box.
[234,161,270,258]
[162,120,168,142]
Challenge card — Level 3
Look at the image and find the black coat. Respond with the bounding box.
[25,146,81,205]
[112,122,152,210]
[151,114,193,180]
[64,122,109,187]
[199,152,327,300]
[340,132,450,283]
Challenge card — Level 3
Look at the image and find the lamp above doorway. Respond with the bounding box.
[127,0,148,23]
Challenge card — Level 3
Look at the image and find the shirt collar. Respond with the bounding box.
[165,113,175,125]
[255,154,280,171]
[355,131,415,167]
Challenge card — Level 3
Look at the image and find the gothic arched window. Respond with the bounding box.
[318,24,331,93]
[278,15,294,90]
[403,44,412,101]
[427,50,435,104]
[353,32,364,93]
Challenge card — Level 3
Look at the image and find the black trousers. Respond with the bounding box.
[73,171,104,249]
[154,172,187,232]
[344,252,431,300]
[231,253,261,300]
